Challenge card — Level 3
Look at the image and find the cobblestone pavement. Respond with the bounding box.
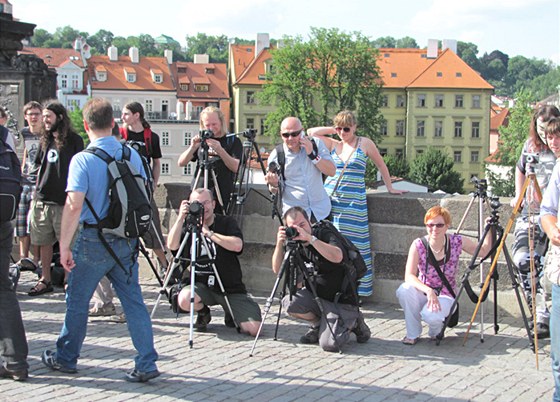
[1,272,554,401]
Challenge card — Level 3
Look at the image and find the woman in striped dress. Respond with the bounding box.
[308,110,405,297]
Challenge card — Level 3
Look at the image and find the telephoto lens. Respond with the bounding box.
[285,226,298,240]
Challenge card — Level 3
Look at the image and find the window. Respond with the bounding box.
[471,151,479,163]
[435,94,444,108]
[246,91,255,104]
[417,120,425,137]
[161,162,170,175]
[161,131,169,146]
[154,74,162,83]
[436,71,443,77]
[454,121,463,137]
[454,151,462,163]
[472,122,480,138]
[61,74,68,89]
[381,120,388,136]
[182,164,193,175]
[455,95,464,108]
[381,95,388,107]
[71,74,79,89]
[195,84,209,92]
[379,148,388,156]
[246,118,255,129]
[396,120,405,136]
[395,148,404,158]
[183,132,191,146]
[260,119,265,136]
[396,95,405,107]
[178,67,187,73]
[417,150,424,156]
[145,100,153,113]
[127,73,136,83]
[97,72,107,82]
[472,95,481,108]
[434,120,443,137]
[180,83,189,91]
[456,72,462,77]
[417,94,426,107]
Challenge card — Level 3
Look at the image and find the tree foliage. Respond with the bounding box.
[485,166,515,197]
[261,27,383,143]
[408,148,464,193]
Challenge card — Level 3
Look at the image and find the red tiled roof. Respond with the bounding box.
[230,44,258,83]
[173,61,229,100]
[87,55,174,91]
[491,108,509,130]
[22,46,85,68]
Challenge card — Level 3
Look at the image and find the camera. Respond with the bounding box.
[188,200,204,216]
[285,226,299,240]
[268,161,279,174]
[524,152,539,164]
[200,129,214,140]
[241,128,257,140]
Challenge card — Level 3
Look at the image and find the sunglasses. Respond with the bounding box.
[281,131,302,138]
[335,127,351,132]
[426,223,445,228]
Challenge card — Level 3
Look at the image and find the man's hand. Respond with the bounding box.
[300,135,314,155]
[60,247,76,273]
[265,171,279,188]
[205,138,223,155]
[178,199,189,220]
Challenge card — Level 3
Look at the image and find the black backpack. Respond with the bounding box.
[0,126,22,222]
[84,145,152,238]
[313,220,367,304]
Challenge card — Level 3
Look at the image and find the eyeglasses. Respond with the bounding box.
[25,112,41,117]
[281,131,302,138]
[335,127,351,133]
[426,223,445,228]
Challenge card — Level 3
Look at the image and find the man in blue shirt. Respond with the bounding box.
[265,117,335,222]
[40,98,159,383]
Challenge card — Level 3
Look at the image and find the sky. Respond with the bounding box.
[12,0,560,65]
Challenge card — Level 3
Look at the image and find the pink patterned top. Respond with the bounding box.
[414,234,463,297]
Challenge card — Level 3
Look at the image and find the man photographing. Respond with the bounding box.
[272,206,370,352]
[168,188,261,336]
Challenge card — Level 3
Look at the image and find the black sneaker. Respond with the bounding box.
[194,305,211,332]
[125,368,160,383]
[535,322,550,339]
[352,312,371,343]
[300,325,319,344]
[0,366,28,381]
[41,350,77,374]
[224,312,236,328]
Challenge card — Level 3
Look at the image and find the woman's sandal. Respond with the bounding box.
[28,279,53,296]
[402,336,418,345]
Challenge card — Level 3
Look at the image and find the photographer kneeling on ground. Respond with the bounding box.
[167,188,261,336]
[272,206,370,352]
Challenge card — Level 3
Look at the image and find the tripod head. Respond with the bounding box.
[488,196,501,226]
[470,176,488,199]
[185,201,205,232]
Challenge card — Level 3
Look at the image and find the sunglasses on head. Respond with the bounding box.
[426,223,445,228]
[281,131,302,138]
[335,127,351,133]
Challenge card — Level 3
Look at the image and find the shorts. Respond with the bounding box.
[29,199,63,246]
[16,184,35,237]
[141,197,165,249]
[188,283,262,324]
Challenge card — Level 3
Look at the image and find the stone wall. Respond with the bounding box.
[148,183,527,318]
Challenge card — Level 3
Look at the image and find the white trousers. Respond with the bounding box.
[396,282,455,339]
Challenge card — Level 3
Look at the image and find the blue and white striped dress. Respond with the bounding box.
[324,145,373,296]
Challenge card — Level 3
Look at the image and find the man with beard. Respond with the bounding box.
[28,101,84,296]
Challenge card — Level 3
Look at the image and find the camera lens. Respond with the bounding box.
[285,227,298,240]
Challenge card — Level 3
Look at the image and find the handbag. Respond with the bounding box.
[421,237,459,328]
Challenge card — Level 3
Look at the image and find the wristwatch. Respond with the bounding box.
[206,230,215,239]
[310,235,318,244]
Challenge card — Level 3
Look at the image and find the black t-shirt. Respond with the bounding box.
[124,128,162,166]
[178,214,246,294]
[298,226,347,302]
[191,135,243,213]
[34,131,84,205]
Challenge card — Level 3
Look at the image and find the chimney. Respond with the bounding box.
[108,45,118,61]
[442,39,457,54]
[129,46,139,63]
[194,54,209,64]
[176,101,184,120]
[164,49,173,64]
[427,39,438,59]
[255,33,270,58]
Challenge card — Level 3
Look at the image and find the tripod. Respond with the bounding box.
[226,129,271,225]
[463,166,542,356]
[250,240,343,356]
[192,133,224,210]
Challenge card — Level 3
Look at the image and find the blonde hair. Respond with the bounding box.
[424,206,451,226]
[333,110,357,128]
[199,106,225,134]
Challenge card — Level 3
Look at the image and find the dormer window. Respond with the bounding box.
[95,65,107,82]
[195,84,209,92]
[180,83,189,91]
[150,68,163,84]
[205,67,214,74]
[124,67,136,83]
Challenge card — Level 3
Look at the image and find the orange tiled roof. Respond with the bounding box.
[230,44,273,85]
[230,44,258,82]
[87,55,174,91]
[22,46,85,68]
[173,61,229,100]
[491,108,509,130]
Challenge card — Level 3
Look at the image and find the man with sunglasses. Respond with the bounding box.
[265,117,335,222]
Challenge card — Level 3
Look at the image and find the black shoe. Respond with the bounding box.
[535,322,550,339]
[41,350,77,374]
[0,366,28,381]
[352,312,371,343]
[125,368,160,383]
[194,305,211,332]
[300,325,319,344]
[224,312,235,328]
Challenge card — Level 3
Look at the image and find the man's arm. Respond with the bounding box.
[178,136,201,166]
[206,138,240,174]
[59,191,85,272]
[152,157,161,187]
[272,227,286,274]
[203,227,243,253]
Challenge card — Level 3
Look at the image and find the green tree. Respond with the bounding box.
[485,166,515,197]
[527,66,560,100]
[185,33,229,62]
[29,28,53,47]
[408,148,464,193]
[87,29,114,54]
[261,28,383,143]
[505,56,553,95]
[395,36,418,49]
[68,107,88,145]
[52,26,88,48]
[457,41,480,72]
[364,154,409,188]
[371,36,396,48]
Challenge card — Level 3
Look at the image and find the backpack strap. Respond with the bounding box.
[119,127,128,140]
[275,144,285,181]
[143,128,152,157]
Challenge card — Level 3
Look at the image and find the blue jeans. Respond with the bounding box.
[54,228,158,372]
[552,284,560,401]
[0,221,28,371]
